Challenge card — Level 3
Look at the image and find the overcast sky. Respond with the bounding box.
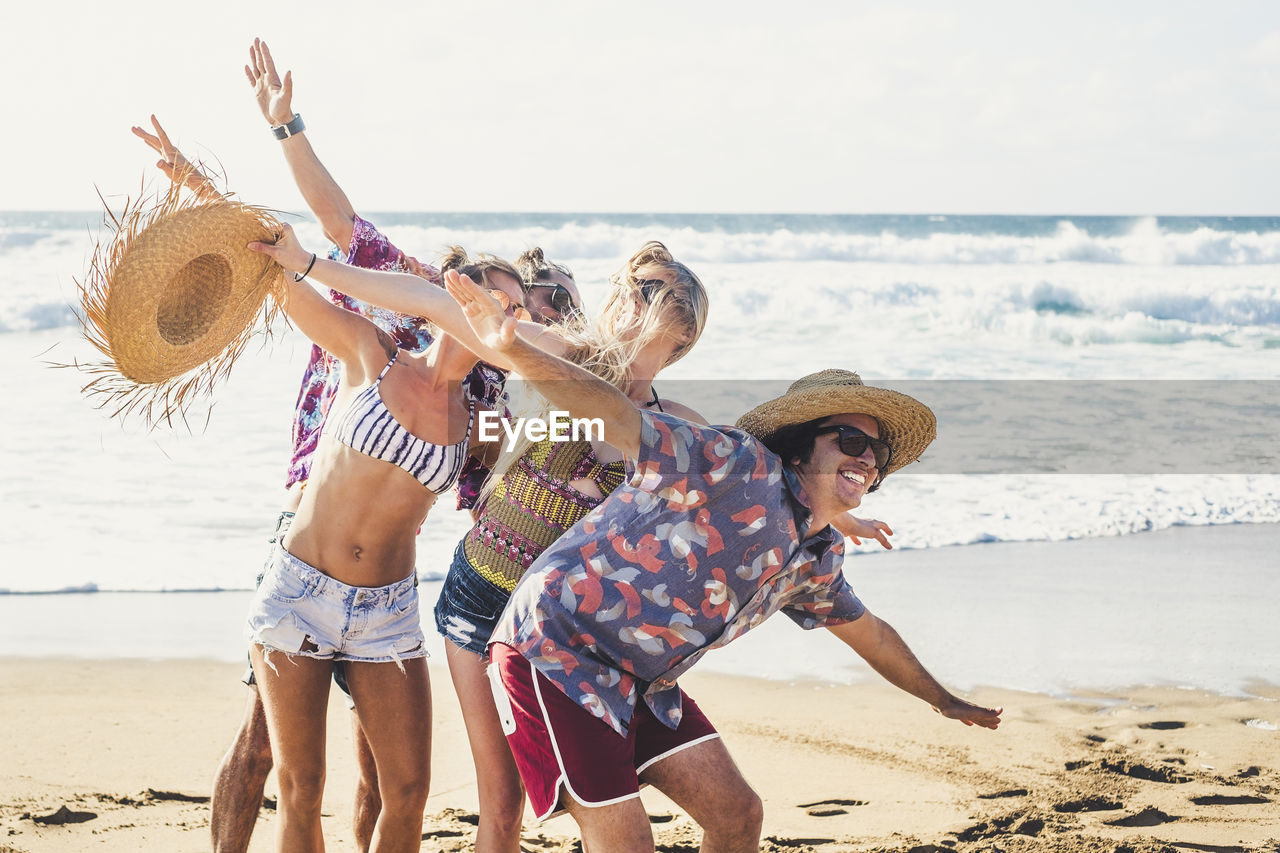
[4,0,1278,214]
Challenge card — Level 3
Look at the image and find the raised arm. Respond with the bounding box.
[827,611,1002,729]
[270,269,387,382]
[445,269,644,458]
[131,116,223,202]
[245,38,357,250]
[249,226,564,370]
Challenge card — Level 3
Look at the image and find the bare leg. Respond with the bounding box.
[444,642,525,852]
[210,686,274,853]
[639,738,762,853]
[350,712,381,852]
[563,795,654,853]
[343,658,432,852]
[250,645,333,852]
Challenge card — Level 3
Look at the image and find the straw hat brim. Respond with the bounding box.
[104,201,280,382]
[736,382,936,476]
[76,186,284,425]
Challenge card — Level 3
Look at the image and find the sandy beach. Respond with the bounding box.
[1,659,1277,852]
[3,524,1280,851]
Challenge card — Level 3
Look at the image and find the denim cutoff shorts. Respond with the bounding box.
[247,544,427,670]
[434,542,512,657]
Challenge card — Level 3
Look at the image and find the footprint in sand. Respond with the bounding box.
[1190,794,1271,806]
[1105,806,1179,827]
[1052,796,1123,813]
[1065,757,1191,784]
[28,805,97,825]
[143,789,210,804]
[956,810,1045,841]
[797,798,867,817]
[978,788,1028,799]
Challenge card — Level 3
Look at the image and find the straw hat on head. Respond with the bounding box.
[75,183,285,425]
[735,369,936,476]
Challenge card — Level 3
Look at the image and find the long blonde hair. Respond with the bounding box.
[478,241,708,504]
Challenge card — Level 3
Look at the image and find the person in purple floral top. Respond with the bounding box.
[135,38,564,853]
[444,273,1004,852]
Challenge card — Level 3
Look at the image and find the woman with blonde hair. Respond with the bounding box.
[251,232,710,852]
[254,228,892,851]
[135,117,540,851]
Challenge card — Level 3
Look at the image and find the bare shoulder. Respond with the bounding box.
[347,324,398,387]
[655,399,709,426]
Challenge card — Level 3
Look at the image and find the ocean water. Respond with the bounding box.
[2,211,1278,600]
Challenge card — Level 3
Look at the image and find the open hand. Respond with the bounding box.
[846,516,893,549]
[443,269,517,351]
[247,223,313,274]
[245,37,294,126]
[131,116,218,199]
[934,697,1003,730]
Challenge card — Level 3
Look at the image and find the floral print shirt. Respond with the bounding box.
[490,410,865,737]
[284,214,504,508]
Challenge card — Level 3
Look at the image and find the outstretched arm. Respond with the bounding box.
[245,37,357,250]
[445,270,644,458]
[132,116,222,202]
[831,514,894,549]
[827,611,1002,729]
[249,226,564,369]
[134,118,386,381]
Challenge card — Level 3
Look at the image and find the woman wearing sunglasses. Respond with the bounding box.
[252,229,895,851]
[252,230,707,850]
[515,247,583,326]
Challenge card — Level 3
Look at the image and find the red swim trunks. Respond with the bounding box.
[488,642,720,820]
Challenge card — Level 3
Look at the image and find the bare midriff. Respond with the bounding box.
[282,442,437,587]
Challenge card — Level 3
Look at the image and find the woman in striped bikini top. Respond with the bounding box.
[330,351,476,495]
[257,230,711,853]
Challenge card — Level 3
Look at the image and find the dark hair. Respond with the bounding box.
[762,416,884,492]
[762,417,826,466]
[515,246,574,288]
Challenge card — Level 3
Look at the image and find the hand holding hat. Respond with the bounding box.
[73,120,286,425]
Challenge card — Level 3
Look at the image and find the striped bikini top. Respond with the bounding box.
[331,352,474,494]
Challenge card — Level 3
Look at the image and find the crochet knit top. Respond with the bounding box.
[462,436,627,592]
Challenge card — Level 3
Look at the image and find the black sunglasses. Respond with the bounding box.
[526,282,579,316]
[813,425,893,471]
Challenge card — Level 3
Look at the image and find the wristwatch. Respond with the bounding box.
[271,114,306,140]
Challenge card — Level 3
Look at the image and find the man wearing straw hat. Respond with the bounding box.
[443,271,1003,852]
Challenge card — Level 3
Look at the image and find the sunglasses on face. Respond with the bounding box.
[526,282,580,317]
[813,425,894,471]
[487,289,532,322]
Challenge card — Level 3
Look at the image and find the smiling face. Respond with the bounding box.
[791,413,883,520]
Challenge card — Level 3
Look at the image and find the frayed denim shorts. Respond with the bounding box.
[247,544,427,670]
[433,542,511,658]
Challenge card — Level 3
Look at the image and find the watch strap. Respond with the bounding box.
[271,113,306,140]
